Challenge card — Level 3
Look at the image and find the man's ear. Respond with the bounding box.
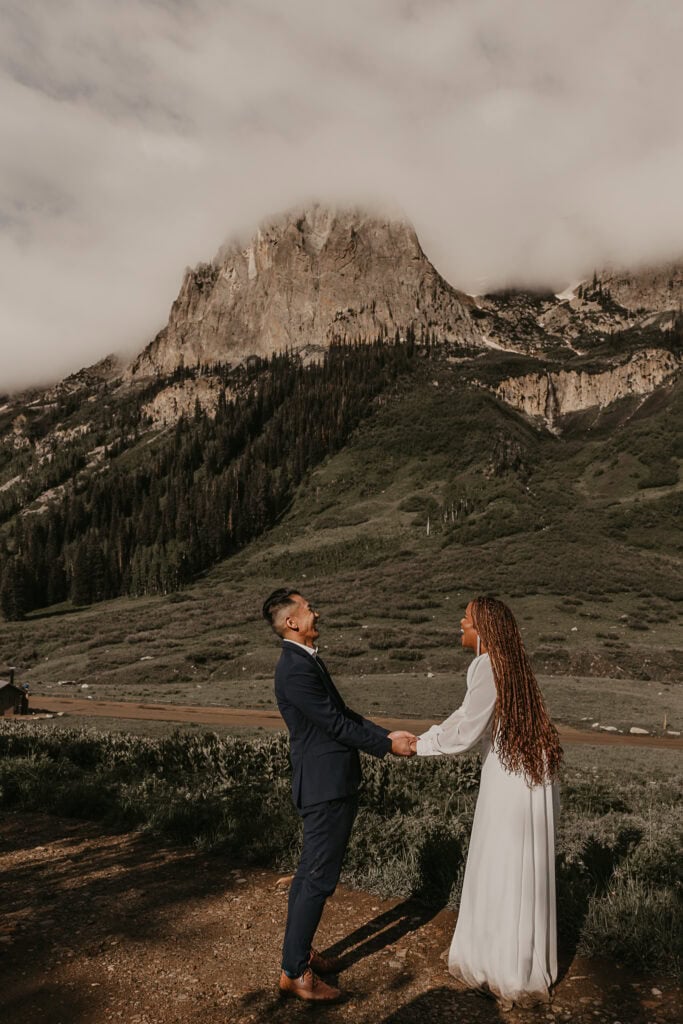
[285,614,298,632]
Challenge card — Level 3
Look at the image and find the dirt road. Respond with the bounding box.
[29,696,683,749]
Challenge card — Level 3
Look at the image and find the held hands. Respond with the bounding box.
[388,730,417,757]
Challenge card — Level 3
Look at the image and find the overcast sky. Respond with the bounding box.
[2,0,683,391]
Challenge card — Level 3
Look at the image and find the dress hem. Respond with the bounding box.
[448,964,552,1009]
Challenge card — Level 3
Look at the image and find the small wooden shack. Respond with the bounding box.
[0,669,27,716]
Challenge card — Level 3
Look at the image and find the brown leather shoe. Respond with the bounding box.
[309,947,342,974]
[279,968,341,1002]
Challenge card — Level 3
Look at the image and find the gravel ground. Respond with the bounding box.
[0,813,679,1024]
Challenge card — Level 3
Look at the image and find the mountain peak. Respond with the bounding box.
[129,204,481,377]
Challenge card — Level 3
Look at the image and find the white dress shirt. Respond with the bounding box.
[283,639,319,659]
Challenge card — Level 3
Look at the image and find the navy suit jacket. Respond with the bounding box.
[274,640,392,809]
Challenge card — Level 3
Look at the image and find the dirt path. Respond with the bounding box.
[28,696,683,750]
[0,812,678,1024]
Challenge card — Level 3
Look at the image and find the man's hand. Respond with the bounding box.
[389,731,417,756]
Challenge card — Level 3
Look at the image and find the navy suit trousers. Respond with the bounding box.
[281,794,358,977]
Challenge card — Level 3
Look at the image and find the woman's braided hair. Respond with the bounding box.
[471,596,563,786]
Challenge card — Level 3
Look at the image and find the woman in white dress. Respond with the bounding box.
[411,596,563,1008]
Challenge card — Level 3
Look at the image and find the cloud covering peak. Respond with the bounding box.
[2,0,683,389]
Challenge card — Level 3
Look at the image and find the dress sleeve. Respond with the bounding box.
[416,655,496,757]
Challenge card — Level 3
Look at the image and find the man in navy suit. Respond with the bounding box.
[263,588,415,1003]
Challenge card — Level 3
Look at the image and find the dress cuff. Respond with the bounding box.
[416,735,431,757]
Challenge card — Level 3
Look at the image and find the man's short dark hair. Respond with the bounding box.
[262,588,300,631]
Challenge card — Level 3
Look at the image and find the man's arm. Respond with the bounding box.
[344,708,415,755]
[343,704,393,741]
[285,669,413,757]
[316,661,390,742]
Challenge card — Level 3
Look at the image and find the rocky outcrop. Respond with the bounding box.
[474,286,639,354]
[595,262,683,314]
[41,355,124,402]
[129,205,482,377]
[7,414,30,450]
[475,260,683,353]
[141,378,226,427]
[493,348,680,426]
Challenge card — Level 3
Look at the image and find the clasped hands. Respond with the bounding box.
[388,730,419,757]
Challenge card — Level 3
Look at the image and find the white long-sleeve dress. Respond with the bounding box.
[417,653,558,1007]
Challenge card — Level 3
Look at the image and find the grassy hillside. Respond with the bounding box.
[1,356,680,728]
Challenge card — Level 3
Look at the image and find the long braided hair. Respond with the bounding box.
[471,596,562,786]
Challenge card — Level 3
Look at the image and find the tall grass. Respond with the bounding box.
[0,723,679,975]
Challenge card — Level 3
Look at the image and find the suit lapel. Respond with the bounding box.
[315,655,344,706]
[315,653,331,679]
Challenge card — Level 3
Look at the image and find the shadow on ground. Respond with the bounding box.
[324,898,442,970]
[0,812,238,1024]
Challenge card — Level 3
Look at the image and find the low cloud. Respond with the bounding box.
[1,0,683,390]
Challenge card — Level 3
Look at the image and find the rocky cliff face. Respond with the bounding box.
[475,286,640,354]
[129,205,482,377]
[3,204,681,447]
[493,348,680,427]
[595,262,683,314]
[472,260,683,354]
[141,378,226,427]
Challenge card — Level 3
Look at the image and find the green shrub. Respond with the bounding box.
[368,630,406,650]
[637,456,678,490]
[579,869,681,974]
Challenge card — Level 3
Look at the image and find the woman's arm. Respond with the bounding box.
[416,656,496,757]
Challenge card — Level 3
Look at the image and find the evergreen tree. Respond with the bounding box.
[4,341,419,610]
[71,545,92,605]
[0,558,28,621]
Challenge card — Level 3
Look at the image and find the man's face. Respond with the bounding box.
[284,594,320,646]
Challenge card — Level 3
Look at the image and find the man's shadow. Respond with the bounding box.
[322,897,439,971]
[322,830,464,971]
